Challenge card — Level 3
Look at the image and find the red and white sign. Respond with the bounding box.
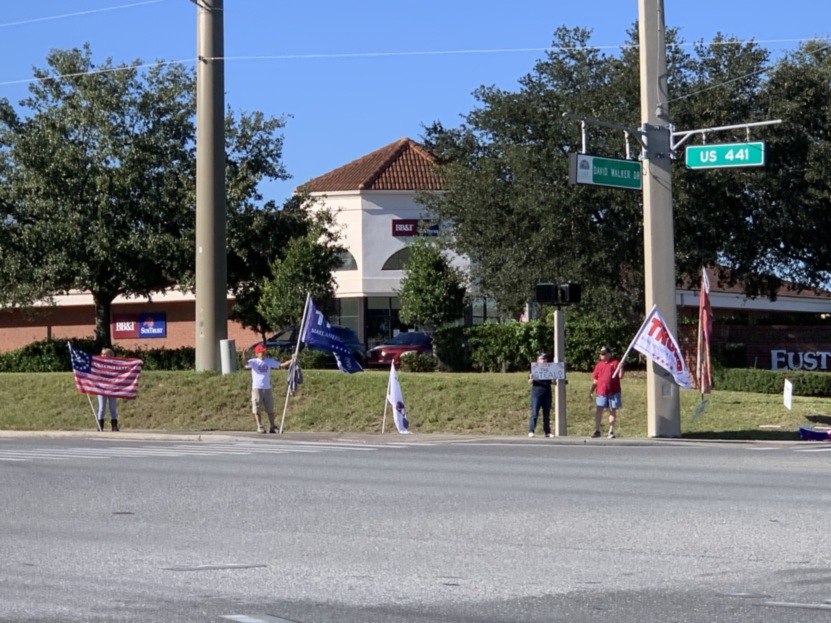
[391,219,439,237]
[626,305,691,389]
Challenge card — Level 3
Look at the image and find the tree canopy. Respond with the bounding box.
[397,237,467,330]
[0,44,311,347]
[257,211,344,331]
[422,26,831,320]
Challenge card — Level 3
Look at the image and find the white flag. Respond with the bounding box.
[387,363,411,433]
[630,305,691,389]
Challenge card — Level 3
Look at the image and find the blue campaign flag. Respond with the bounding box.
[300,299,363,374]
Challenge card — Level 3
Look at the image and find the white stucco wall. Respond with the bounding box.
[313,190,452,298]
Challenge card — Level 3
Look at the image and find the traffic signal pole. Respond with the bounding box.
[639,0,680,436]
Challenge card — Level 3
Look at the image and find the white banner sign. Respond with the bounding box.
[531,362,566,380]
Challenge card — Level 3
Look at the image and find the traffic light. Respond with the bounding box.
[534,282,581,305]
[558,282,581,304]
[535,283,559,304]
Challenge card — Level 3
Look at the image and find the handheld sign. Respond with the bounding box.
[531,362,566,381]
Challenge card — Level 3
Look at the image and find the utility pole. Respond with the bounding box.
[639,0,680,436]
[194,0,227,372]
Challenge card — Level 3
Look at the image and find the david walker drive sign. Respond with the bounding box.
[568,153,642,190]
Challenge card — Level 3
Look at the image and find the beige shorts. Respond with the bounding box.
[251,388,274,415]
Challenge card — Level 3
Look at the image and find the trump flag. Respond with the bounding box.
[628,305,691,389]
[300,297,363,374]
[69,345,143,399]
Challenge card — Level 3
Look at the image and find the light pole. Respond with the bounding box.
[194,0,227,372]
[638,0,680,436]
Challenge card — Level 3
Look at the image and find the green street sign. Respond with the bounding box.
[568,153,642,190]
[685,142,766,169]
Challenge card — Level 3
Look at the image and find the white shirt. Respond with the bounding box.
[247,357,282,390]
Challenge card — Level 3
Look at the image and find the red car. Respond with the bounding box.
[366,331,432,368]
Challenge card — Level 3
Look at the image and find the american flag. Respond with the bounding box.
[69,345,143,399]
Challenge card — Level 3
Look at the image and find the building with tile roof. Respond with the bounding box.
[298,137,468,349]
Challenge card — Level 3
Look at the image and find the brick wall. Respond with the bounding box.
[0,300,261,353]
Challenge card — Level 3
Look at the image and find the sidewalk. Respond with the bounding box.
[0,428,817,447]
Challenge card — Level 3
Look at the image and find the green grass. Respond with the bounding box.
[2,369,829,440]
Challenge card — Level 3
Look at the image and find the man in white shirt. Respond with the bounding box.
[246,344,292,433]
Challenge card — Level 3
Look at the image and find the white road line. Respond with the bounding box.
[0,451,108,460]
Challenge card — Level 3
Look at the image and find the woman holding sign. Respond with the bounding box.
[528,353,553,438]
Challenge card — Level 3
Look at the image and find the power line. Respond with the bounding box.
[0,0,169,29]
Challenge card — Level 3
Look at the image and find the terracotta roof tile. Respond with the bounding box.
[300,138,444,192]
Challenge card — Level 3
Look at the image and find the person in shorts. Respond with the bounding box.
[590,345,623,438]
[246,344,292,433]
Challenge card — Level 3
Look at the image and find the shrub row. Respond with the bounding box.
[0,338,198,372]
[433,317,642,373]
[713,368,831,397]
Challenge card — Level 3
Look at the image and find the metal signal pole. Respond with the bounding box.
[639,0,680,436]
[194,0,227,372]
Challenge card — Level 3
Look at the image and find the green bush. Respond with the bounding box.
[0,338,196,372]
[714,368,831,397]
[399,353,437,372]
[433,326,471,371]
[296,348,329,370]
[120,346,195,371]
[434,316,642,374]
[0,338,98,372]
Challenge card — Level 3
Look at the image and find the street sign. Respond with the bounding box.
[685,142,766,169]
[568,153,642,190]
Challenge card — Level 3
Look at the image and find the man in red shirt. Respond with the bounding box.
[590,345,623,438]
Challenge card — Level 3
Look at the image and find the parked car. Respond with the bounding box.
[250,325,366,368]
[366,331,433,368]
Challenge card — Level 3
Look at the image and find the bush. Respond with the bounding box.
[0,338,196,372]
[433,326,471,372]
[0,338,98,372]
[296,348,329,370]
[399,353,437,372]
[432,315,642,373]
[714,368,831,397]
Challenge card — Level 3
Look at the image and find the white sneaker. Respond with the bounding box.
[528,432,535,438]
[607,431,615,439]
[546,433,554,438]
[257,425,265,434]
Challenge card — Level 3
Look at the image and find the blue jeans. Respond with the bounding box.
[97,395,118,421]
[530,388,552,435]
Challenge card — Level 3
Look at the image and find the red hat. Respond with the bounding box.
[254,344,267,354]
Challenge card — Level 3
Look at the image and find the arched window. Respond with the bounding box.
[381,248,411,271]
[336,250,358,271]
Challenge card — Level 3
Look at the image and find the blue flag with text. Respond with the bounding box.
[300,299,363,374]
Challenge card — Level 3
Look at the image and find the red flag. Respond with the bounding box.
[697,268,713,394]
[69,345,143,399]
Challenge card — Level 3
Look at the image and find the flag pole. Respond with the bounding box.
[381,365,392,434]
[279,293,311,434]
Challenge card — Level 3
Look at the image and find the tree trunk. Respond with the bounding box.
[93,294,114,350]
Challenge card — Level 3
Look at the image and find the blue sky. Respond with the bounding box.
[0,0,827,204]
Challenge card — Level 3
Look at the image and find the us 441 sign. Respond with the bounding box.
[685,142,766,169]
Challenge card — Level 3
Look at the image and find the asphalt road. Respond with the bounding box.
[2,433,831,623]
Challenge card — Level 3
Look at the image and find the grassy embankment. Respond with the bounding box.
[2,368,829,440]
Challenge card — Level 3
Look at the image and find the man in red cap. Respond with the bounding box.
[246,344,292,433]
